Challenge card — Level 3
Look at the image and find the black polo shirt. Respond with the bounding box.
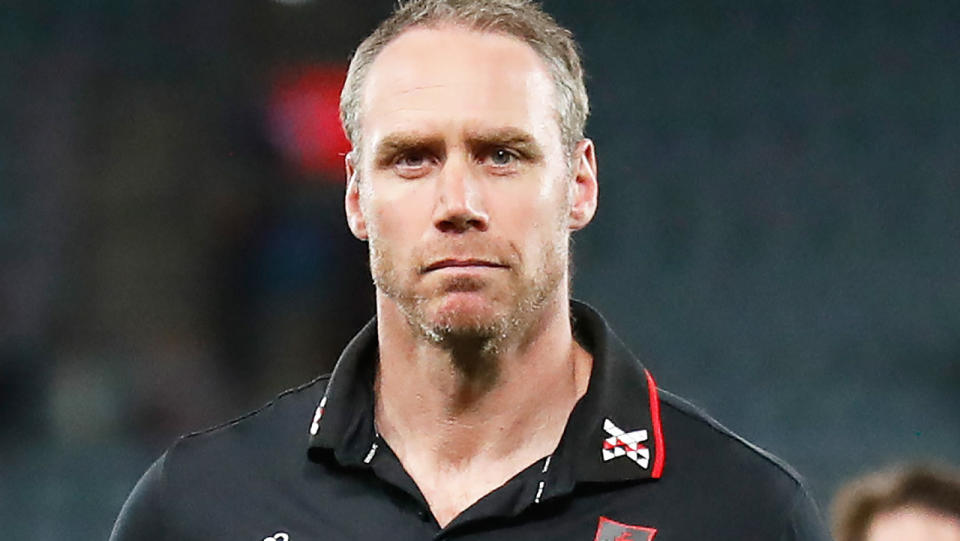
[111,301,831,540]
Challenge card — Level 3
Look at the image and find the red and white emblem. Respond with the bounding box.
[601,418,649,468]
[594,516,657,541]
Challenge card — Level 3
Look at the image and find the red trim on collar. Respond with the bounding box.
[644,369,665,478]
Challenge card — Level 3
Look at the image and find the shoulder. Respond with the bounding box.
[167,374,330,474]
[110,375,330,540]
[658,388,805,489]
[654,388,830,539]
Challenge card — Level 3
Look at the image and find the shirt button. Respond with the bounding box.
[417,510,430,522]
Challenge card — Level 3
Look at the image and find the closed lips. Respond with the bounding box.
[422,259,508,272]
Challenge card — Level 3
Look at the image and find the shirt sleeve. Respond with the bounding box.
[110,452,169,541]
[779,484,833,541]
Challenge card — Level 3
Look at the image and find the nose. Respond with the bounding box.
[432,156,489,233]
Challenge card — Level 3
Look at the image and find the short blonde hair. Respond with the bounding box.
[340,0,588,159]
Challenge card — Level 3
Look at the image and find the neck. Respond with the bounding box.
[373,290,592,525]
[374,289,592,467]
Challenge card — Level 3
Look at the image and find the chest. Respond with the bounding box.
[163,467,789,541]
[408,456,545,527]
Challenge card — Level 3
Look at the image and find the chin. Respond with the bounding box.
[421,292,509,342]
[434,294,503,328]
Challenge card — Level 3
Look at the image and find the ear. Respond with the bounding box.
[344,152,369,240]
[568,138,598,231]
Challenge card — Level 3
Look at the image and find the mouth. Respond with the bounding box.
[422,258,509,273]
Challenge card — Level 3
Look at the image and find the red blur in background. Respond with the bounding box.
[268,64,351,180]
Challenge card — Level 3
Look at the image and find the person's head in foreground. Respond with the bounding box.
[832,463,960,541]
[341,0,597,360]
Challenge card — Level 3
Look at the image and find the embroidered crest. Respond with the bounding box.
[601,418,649,468]
[263,532,289,541]
[594,516,657,541]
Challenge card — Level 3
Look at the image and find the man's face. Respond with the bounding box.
[345,25,596,345]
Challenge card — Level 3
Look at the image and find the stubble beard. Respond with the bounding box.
[368,227,568,364]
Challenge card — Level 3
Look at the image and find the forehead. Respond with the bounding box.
[360,25,559,150]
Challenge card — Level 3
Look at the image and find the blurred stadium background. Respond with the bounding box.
[1,1,958,538]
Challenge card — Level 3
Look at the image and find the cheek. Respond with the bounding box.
[503,197,569,263]
[363,185,423,234]
[512,181,570,234]
[363,190,433,266]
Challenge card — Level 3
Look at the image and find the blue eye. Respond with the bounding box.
[397,153,426,167]
[392,151,435,179]
[489,148,516,165]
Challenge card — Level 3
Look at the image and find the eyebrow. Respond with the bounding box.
[465,127,545,161]
[372,127,546,164]
[373,132,443,165]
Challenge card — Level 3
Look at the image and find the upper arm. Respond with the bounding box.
[110,452,168,541]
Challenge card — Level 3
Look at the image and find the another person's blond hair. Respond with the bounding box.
[831,463,960,541]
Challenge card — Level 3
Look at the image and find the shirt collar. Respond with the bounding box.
[547,300,665,494]
[307,300,665,490]
[307,316,379,467]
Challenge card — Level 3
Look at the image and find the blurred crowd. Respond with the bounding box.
[1,2,384,451]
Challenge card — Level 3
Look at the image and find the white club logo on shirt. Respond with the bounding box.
[263,533,289,541]
[601,418,650,469]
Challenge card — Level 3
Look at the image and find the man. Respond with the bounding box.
[112,1,831,539]
[832,463,960,541]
